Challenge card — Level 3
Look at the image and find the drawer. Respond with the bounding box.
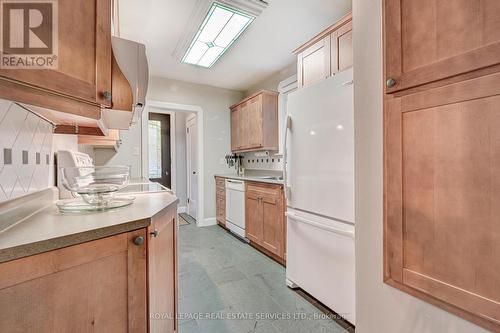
[246,182,282,196]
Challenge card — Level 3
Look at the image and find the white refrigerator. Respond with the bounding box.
[284,68,355,324]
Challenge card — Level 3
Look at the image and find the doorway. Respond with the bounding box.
[186,115,198,220]
[148,112,171,188]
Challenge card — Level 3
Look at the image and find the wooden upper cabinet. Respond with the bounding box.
[0,229,147,332]
[332,20,353,74]
[295,12,352,88]
[247,95,263,148]
[78,129,120,149]
[297,38,331,87]
[230,90,278,153]
[0,0,112,106]
[230,107,241,151]
[148,207,177,333]
[245,182,285,260]
[384,1,500,331]
[239,102,250,149]
[385,0,500,93]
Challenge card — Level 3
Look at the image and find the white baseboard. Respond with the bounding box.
[177,206,187,214]
[197,217,217,227]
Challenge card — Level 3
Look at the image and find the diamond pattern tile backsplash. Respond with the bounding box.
[0,100,53,202]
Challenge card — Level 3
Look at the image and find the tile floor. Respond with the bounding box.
[178,223,351,333]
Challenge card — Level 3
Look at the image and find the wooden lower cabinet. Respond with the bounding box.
[148,206,177,333]
[215,177,226,228]
[0,229,147,332]
[0,207,177,333]
[245,182,286,263]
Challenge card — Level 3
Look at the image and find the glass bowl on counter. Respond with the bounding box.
[57,165,135,212]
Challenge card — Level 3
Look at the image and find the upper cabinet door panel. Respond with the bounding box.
[336,22,353,73]
[298,38,331,87]
[0,0,112,105]
[247,95,263,148]
[385,0,500,93]
[239,102,249,149]
[230,107,240,151]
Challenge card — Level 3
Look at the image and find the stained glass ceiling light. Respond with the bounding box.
[182,2,255,68]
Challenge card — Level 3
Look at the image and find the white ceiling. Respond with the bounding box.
[118,0,352,91]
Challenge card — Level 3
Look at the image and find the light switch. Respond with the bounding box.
[133,147,140,156]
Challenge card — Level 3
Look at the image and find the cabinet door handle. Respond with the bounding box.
[150,230,159,237]
[102,91,112,101]
[133,236,144,246]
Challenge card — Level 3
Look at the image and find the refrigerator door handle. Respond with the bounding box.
[286,211,354,239]
[283,115,292,202]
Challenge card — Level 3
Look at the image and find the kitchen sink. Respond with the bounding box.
[250,176,283,181]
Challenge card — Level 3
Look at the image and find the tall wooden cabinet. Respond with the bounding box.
[230,90,279,153]
[384,1,500,331]
[245,182,286,264]
[295,12,352,88]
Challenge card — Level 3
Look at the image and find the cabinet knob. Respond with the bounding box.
[102,91,112,101]
[133,236,144,246]
[386,78,397,88]
[150,230,159,237]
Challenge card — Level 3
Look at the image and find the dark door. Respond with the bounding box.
[148,113,171,188]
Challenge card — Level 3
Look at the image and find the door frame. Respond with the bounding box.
[145,108,176,194]
[142,101,204,226]
[185,114,197,219]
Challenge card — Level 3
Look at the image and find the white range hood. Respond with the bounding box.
[102,36,149,129]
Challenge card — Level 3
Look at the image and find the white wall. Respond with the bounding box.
[93,122,143,178]
[147,77,242,221]
[353,1,489,332]
[244,62,297,97]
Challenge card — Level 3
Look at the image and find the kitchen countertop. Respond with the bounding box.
[0,188,178,263]
[215,173,284,185]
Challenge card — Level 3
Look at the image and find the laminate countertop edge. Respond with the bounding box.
[214,174,284,185]
[0,218,151,263]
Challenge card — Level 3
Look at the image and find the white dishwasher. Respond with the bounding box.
[225,179,246,239]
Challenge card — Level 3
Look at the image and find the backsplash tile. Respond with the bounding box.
[242,151,283,171]
[0,100,53,202]
[3,148,11,165]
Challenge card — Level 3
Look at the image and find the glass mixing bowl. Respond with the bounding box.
[61,166,131,207]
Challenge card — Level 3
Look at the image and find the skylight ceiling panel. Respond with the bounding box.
[181,2,256,68]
